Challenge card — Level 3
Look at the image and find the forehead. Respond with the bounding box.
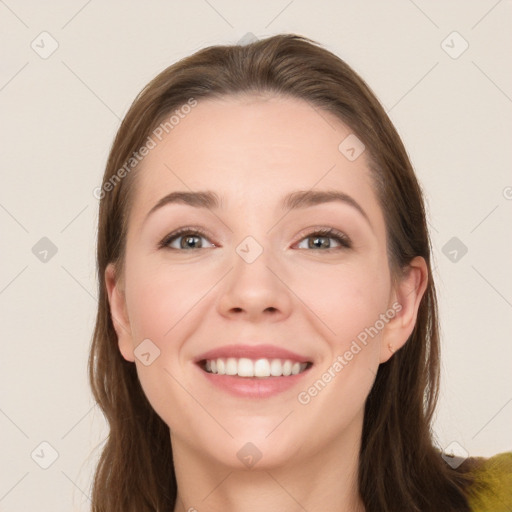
[128,94,384,231]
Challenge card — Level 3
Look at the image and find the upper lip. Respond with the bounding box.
[194,344,313,364]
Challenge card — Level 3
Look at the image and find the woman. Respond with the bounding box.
[88,34,511,511]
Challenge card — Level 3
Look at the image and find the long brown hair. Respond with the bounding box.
[89,33,480,511]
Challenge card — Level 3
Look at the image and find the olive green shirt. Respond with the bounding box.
[467,452,512,511]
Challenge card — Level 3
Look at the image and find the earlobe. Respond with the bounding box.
[105,263,135,363]
[379,256,428,363]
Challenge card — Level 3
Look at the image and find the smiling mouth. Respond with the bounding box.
[199,357,313,378]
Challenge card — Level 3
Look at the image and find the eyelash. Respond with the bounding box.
[158,226,352,252]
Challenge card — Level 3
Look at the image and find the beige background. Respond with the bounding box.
[1,1,511,510]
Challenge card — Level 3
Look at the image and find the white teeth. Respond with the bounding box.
[254,358,270,377]
[225,357,237,375]
[203,357,309,378]
[238,358,254,377]
[270,359,282,376]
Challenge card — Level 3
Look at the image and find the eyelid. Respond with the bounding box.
[158,226,217,249]
[292,226,352,249]
[159,225,352,251]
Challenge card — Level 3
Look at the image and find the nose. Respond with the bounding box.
[216,241,293,322]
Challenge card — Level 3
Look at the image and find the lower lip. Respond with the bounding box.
[197,364,312,398]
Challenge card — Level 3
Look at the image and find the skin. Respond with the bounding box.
[106,94,428,512]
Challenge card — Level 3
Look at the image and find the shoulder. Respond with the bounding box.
[465,451,512,512]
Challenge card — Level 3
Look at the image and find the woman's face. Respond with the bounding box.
[107,94,424,469]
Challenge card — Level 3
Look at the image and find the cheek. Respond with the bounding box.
[121,256,219,414]
[122,259,206,431]
[293,264,390,429]
[124,256,213,343]
[124,278,175,343]
[287,258,391,345]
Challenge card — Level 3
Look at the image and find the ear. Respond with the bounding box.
[379,256,428,363]
[105,263,135,363]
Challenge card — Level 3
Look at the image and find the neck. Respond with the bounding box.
[171,413,366,512]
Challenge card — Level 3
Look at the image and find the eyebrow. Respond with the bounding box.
[144,189,372,228]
